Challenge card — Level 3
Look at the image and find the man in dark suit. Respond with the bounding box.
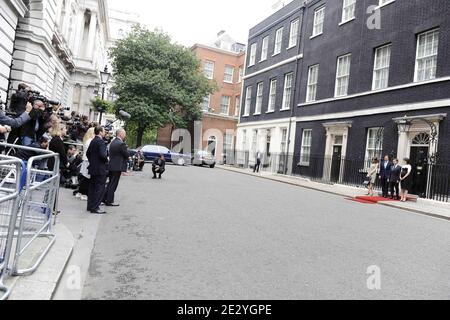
[389,158,402,200]
[104,129,129,206]
[379,155,393,198]
[87,126,108,214]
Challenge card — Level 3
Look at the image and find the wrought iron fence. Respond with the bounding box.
[223,150,450,203]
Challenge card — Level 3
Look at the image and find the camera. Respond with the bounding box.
[27,90,60,109]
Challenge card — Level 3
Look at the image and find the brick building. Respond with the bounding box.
[157,33,245,163]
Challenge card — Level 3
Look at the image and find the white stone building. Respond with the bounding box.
[0,0,27,102]
[7,0,111,119]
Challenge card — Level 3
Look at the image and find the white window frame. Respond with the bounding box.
[261,36,269,61]
[288,19,299,48]
[243,86,252,116]
[300,129,312,166]
[238,66,243,83]
[224,65,234,83]
[204,60,215,80]
[249,43,257,66]
[312,6,325,38]
[220,96,231,115]
[334,54,351,97]
[364,127,383,169]
[414,29,439,83]
[201,94,211,112]
[274,27,283,55]
[267,79,277,113]
[378,0,395,9]
[341,0,356,24]
[281,73,293,111]
[306,64,319,102]
[254,82,263,115]
[372,44,391,90]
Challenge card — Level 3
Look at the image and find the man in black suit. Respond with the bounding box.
[379,155,393,198]
[104,129,129,206]
[389,158,402,200]
[87,126,108,214]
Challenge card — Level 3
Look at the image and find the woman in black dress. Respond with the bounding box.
[400,158,413,202]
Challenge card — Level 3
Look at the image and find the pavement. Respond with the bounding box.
[217,165,450,221]
[77,165,449,300]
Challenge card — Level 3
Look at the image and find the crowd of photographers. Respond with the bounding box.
[0,83,116,190]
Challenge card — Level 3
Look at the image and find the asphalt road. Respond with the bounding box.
[81,165,450,300]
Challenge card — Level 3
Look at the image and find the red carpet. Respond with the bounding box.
[347,196,400,204]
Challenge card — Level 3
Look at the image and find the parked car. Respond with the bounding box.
[140,145,191,166]
[192,150,216,168]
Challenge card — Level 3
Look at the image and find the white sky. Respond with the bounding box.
[108,0,292,47]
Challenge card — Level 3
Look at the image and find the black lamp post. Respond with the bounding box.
[99,65,111,124]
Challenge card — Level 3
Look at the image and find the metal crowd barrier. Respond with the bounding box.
[0,157,23,300]
[0,143,60,299]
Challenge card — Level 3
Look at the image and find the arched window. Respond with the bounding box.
[412,132,431,146]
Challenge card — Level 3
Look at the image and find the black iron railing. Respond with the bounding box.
[223,150,450,203]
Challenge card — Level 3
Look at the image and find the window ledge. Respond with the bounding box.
[224,81,233,84]
[242,114,250,117]
[266,110,275,114]
[375,0,395,10]
[280,108,291,112]
[253,112,262,116]
[287,44,297,50]
[248,64,255,68]
[272,52,281,57]
[259,59,267,63]
[310,32,323,40]
[298,163,310,167]
[339,17,355,26]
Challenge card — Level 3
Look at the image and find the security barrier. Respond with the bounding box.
[0,143,60,300]
[0,157,23,300]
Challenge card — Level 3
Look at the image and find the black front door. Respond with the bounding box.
[410,146,429,197]
[330,146,342,183]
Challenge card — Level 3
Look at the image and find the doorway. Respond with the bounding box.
[330,145,343,183]
[410,146,429,197]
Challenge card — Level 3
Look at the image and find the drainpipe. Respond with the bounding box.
[284,2,307,175]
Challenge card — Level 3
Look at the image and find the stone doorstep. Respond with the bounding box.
[218,165,450,221]
[5,223,74,300]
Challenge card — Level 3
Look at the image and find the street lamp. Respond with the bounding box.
[99,65,111,124]
[397,116,412,133]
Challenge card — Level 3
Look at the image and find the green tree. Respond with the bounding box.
[109,25,214,147]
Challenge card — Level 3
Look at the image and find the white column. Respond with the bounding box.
[396,127,409,161]
[73,11,85,56]
[86,12,97,59]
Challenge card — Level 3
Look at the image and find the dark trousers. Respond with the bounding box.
[152,167,165,178]
[105,171,121,204]
[78,176,90,196]
[390,181,400,199]
[87,174,107,212]
[254,160,261,173]
[381,177,389,196]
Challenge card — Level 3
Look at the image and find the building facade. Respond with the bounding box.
[157,32,245,163]
[5,0,110,119]
[294,0,450,200]
[237,0,450,201]
[237,0,303,171]
[0,0,27,102]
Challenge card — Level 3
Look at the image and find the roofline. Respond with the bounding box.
[190,43,245,56]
